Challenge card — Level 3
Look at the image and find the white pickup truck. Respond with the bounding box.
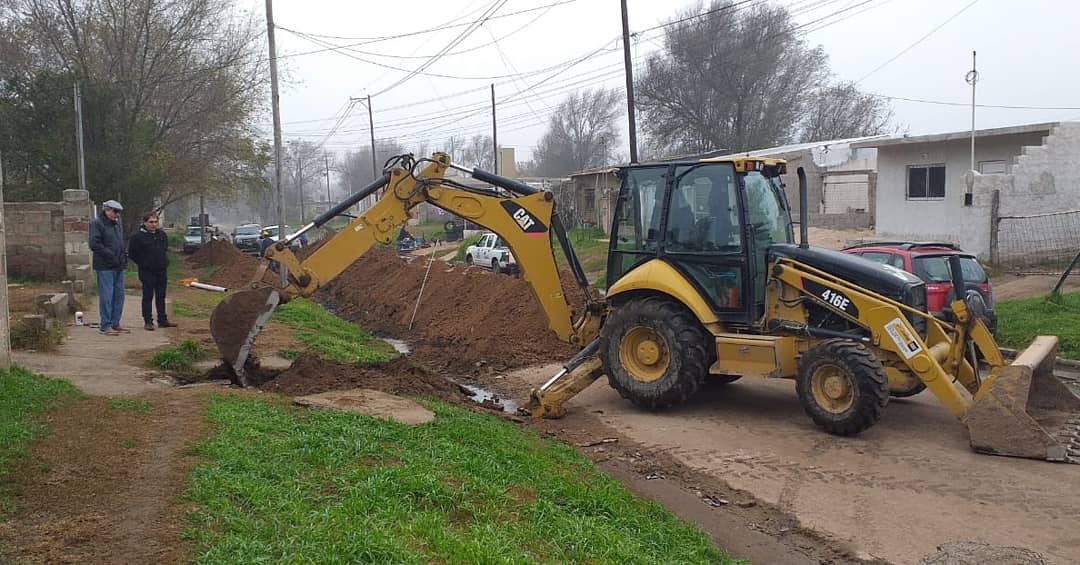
[465,232,518,274]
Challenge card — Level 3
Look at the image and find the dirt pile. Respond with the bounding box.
[317,247,588,375]
[185,239,260,289]
[263,354,470,404]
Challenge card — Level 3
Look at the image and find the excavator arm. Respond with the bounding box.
[210,153,604,385]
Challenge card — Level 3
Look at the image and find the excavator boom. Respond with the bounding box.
[211,153,602,382]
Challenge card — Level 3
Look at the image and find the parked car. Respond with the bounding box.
[231,223,262,254]
[842,241,997,334]
[262,224,305,252]
[465,232,518,274]
[183,225,218,254]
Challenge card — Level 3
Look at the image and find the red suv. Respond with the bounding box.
[842,241,997,334]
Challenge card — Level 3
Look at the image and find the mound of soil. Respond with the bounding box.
[185,239,261,289]
[317,247,589,375]
[187,239,242,269]
[263,354,469,404]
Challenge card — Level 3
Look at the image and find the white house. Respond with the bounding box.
[851,122,1080,263]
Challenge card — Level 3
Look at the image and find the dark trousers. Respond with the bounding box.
[138,269,169,324]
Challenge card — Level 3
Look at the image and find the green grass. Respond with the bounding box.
[108,398,154,414]
[172,302,201,318]
[995,291,1080,359]
[183,394,731,564]
[272,298,397,365]
[151,339,210,375]
[278,349,301,360]
[0,367,81,514]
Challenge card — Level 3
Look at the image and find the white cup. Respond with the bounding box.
[75,311,84,326]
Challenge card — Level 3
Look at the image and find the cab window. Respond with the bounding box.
[665,164,741,253]
[613,167,666,253]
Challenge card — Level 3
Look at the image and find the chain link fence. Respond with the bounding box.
[994,209,1080,267]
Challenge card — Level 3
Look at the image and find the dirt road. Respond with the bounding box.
[504,369,1080,564]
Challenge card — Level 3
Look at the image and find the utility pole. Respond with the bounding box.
[0,150,11,370]
[491,84,498,174]
[964,50,978,207]
[199,194,206,244]
[966,50,978,174]
[265,0,287,284]
[324,153,332,207]
[620,0,638,163]
[297,151,305,223]
[73,82,87,192]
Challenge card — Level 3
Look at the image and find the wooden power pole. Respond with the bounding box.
[265,0,288,284]
[0,150,11,370]
[620,0,639,163]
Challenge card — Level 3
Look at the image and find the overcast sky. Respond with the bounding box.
[252,0,1080,163]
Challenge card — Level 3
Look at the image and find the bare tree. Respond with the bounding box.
[0,0,268,225]
[462,135,494,170]
[636,1,829,156]
[799,83,893,142]
[533,88,621,177]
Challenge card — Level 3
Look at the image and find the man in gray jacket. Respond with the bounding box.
[88,200,129,335]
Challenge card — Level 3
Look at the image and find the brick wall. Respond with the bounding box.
[2,190,92,282]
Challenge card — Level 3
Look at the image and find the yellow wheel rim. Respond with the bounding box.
[810,364,855,414]
[619,326,670,383]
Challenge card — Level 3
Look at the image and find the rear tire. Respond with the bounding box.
[797,339,889,436]
[465,254,473,266]
[492,259,502,274]
[600,296,710,410]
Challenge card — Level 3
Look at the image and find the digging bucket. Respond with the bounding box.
[209,287,281,386]
[966,336,1080,463]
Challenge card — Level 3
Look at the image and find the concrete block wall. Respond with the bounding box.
[2,201,65,280]
[2,189,93,282]
[63,190,93,284]
[994,123,1080,264]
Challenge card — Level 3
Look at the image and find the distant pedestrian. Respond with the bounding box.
[88,199,129,335]
[258,229,274,257]
[128,211,178,331]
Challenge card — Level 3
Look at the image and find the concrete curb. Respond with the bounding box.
[999,347,1080,371]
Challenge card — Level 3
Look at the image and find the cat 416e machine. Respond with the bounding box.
[210,152,1079,463]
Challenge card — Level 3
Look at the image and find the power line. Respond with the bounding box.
[278,0,580,43]
[856,0,980,83]
[371,0,510,96]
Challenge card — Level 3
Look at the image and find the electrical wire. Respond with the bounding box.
[371,0,510,97]
[856,0,980,83]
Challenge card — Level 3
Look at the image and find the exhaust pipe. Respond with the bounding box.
[797,166,809,249]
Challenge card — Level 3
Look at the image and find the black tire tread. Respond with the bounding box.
[601,296,709,411]
[796,339,889,436]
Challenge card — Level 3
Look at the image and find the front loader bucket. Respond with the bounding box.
[966,336,1080,463]
[209,287,280,386]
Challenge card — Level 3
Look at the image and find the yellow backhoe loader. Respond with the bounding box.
[210,152,1080,463]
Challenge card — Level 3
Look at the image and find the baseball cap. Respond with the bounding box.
[103,199,124,211]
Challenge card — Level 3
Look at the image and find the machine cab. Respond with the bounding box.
[606,158,794,326]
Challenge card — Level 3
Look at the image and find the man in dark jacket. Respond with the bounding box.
[128,211,177,331]
[88,199,128,335]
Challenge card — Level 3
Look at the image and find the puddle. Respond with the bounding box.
[382,338,411,355]
[459,383,519,414]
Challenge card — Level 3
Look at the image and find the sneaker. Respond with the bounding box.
[158,320,178,328]
[144,322,155,331]
[104,328,121,336]
[114,326,132,333]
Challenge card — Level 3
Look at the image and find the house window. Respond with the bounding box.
[979,160,1007,174]
[906,164,946,200]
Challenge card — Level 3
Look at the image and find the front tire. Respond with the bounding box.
[600,296,710,410]
[797,339,889,436]
[465,254,473,266]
